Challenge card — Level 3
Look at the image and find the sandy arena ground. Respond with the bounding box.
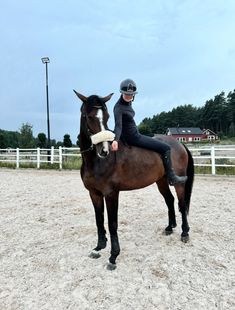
[0,169,234,310]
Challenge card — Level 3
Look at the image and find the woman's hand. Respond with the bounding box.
[111,140,118,151]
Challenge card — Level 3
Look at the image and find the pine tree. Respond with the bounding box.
[63,134,72,147]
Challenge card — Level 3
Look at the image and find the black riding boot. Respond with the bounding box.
[162,150,188,186]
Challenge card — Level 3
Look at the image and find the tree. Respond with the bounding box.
[0,129,20,148]
[56,141,63,147]
[18,123,35,148]
[63,134,72,147]
[76,134,80,147]
[228,122,235,137]
[227,90,235,135]
[37,133,47,148]
[138,123,153,136]
[139,90,235,137]
[50,139,57,147]
[0,133,7,148]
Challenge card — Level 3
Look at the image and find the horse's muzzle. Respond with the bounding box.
[96,142,110,158]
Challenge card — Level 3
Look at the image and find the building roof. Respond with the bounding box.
[202,129,217,135]
[168,127,203,135]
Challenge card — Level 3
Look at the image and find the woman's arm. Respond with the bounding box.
[112,105,123,151]
[113,105,123,142]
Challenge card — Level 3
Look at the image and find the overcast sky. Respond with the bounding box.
[1,0,235,143]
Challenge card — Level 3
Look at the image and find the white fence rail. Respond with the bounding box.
[0,147,81,170]
[0,146,235,175]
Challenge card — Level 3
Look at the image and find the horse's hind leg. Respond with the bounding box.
[156,178,176,235]
[89,190,107,258]
[175,186,190,242]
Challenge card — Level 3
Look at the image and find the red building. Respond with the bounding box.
[202,129,219,142]
[166,127,218,143]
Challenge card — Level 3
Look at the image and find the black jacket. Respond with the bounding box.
[113,96,139,141]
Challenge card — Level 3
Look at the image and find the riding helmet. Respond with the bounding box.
[120,78,138,95]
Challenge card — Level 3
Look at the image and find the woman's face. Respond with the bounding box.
[122,93,134,102]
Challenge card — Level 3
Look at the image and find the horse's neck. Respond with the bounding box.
[79,131,90,150]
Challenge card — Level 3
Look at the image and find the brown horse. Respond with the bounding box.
[74,90,194,270]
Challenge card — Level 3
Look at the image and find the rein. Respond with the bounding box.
[80,143,93,154]
[80,113,94,154]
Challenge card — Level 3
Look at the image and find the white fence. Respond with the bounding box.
[0,146,235,175]
[0,147,81,170]
[187,145,235,175]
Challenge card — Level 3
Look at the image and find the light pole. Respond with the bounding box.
[41,57,51,148]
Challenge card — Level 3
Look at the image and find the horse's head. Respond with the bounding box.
[74,90,114,158]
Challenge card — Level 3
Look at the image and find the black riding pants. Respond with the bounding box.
[124,133,170,156]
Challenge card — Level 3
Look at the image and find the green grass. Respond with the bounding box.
[62,157,82,170]
[219,137,235,144]
[0,162,16,169]
[194,165,235,175]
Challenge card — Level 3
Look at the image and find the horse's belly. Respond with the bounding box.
[81,152,165,193]
[118,169,164,190]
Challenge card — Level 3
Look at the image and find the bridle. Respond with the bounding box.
[80,112,94,154]
[80,143,93,154]
[80,105,108,155]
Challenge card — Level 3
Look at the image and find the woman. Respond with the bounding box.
[111,78,187,186]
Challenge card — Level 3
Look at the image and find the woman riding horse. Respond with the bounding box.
[74,89,194,270]
[112,78,187,186]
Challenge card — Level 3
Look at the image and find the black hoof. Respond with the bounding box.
[89,250,101,259]
[107,262,117,270]
[165,228,173,235]
[181,234,189,243]
[165,223,176,235]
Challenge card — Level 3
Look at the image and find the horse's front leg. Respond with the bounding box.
[105,191,120,270]
[89,190,107,258]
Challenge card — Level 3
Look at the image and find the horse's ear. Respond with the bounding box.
[73,90,87,102]
[102,93,114,103]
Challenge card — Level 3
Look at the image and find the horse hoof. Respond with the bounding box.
[165,225,175,235]
[181,235,189,243]
[107,262,117,271]
[89,250,101,259]
[165,229,173,235]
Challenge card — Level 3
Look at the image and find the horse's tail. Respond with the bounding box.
[183,144,194,214]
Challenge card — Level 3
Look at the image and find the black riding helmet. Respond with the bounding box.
[120,78,138,95]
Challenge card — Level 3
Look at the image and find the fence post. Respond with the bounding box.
[211,146,216,175]
[59,146,62,170]
[37,148,40,169]
[16,148,19,168]
[51,146,54,164]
